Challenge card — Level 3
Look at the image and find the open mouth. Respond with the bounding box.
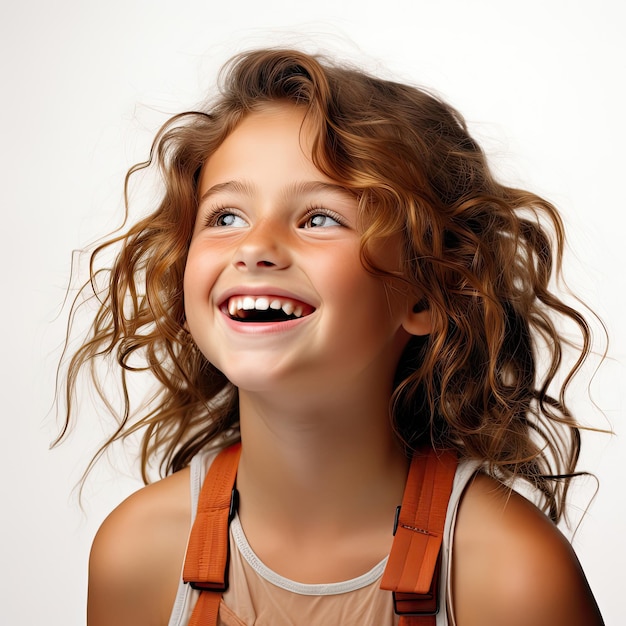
[223,296,316,323]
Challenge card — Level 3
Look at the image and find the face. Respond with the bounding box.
[184,104,424,398]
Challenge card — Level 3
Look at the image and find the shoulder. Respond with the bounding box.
[451,472,604,626]
[87,466,192,626]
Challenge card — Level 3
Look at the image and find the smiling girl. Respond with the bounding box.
[60,49,604,625]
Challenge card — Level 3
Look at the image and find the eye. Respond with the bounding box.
[204,208,248,228]
[301,209,344,229]
[216,213,247,227]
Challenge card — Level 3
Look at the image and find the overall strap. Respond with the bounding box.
[183,443,241,626]
[380,448,458,625]
[184,443,457,626]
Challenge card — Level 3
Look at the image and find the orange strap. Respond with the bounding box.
[187,592,221,626]
[183,443,241,593]
[184,444,457,626]
[381,448,458,625]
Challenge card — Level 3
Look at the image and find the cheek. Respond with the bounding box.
[183,246,217,316]
[318,254,399,321]
[309,248,369,299]
[182,256,201,304]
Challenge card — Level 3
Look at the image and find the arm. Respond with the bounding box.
[452,473,604,626]
[87,468,191,626]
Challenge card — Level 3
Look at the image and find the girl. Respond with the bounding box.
[59,48,605,625]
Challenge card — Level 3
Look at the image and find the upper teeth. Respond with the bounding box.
[227,296,305,318]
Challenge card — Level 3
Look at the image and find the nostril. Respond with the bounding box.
[233,244,289,271]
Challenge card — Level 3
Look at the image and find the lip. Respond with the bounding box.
[220,310,313,334]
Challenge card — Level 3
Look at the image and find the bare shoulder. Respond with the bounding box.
[87,467,192,626]
[451,472,604,626]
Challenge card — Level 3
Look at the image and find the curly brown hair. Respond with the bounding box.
[56,48,597,522]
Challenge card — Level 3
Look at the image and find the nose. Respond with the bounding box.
[233,220,291,271]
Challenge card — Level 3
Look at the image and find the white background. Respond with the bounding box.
[1,1,624,624]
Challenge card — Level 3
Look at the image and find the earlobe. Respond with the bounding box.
[402,298,432,336]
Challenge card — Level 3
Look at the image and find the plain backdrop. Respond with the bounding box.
[1,1,624,624]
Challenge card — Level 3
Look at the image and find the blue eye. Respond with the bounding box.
[217,213,247,227]
[205,210,248,228]
[302,211,343,228]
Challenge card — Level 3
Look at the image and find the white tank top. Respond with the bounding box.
[168,449,479,626]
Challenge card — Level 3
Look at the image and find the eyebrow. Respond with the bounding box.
[199,180,356,205]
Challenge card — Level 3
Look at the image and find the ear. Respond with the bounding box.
[401,297,432,336]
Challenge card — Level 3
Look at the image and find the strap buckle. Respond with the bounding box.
[392,591,439,617]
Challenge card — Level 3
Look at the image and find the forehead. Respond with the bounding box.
[199,104,319,188]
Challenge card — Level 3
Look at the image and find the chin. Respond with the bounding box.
[216,365,288,394]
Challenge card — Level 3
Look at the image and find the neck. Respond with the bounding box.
[235,386,409,531]
[232,384,413,582]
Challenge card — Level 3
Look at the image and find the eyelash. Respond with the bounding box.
[300,206,346,228]
[202,205,244,228]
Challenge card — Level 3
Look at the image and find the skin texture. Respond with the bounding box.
[87,105,604,626]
